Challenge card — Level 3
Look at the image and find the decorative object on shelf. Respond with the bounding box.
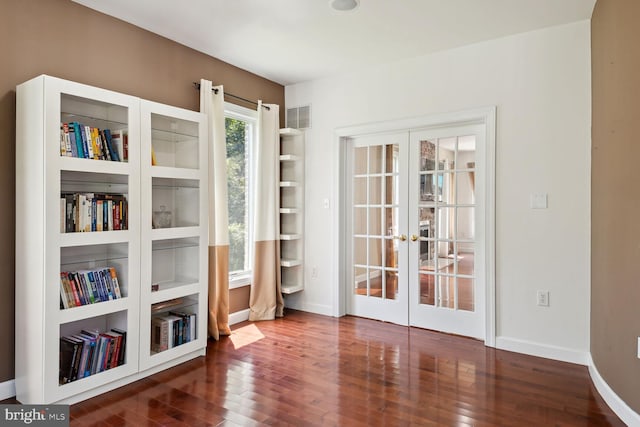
[152,205,172,229]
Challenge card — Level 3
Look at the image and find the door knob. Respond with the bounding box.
[411,234,419,241]
[394,234,407,241]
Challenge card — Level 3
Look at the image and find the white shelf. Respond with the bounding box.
[279,128,303,136]
[59,230,131,247]
[279,154,300,161]
[281,283,304,294]
[280,234,302,241]
[150,165,201,180]
[279,128,305,296]
[280,208,301,214]
[59,157,130,175]
[281,258,302,267]
[58,298,131,324]
[151,226,201,241]
[150,281,200,304]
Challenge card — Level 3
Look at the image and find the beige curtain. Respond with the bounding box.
[199,79,231,339]
[249,101,283,321]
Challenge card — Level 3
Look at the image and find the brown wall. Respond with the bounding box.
[591,0,640,413]
[0,0,281,383]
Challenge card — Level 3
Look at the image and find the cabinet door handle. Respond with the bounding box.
[411,234,419,241]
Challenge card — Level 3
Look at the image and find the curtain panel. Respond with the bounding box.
[199,79,231,339]
[249,101,284,321]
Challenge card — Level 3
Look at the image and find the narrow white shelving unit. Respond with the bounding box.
[279,128,305,295]
[15,75,207,404]
[139,100,208,371]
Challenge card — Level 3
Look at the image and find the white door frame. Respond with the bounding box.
[332,106,497,347]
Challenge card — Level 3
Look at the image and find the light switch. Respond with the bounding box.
[530,193,548,209]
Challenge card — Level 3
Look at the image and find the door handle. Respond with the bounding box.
[411,234,419,241]
[394,234,407,241]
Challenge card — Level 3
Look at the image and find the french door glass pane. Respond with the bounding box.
[457,207,475,241]
[369,177,382,205]
[385,270,398,300]
[385,176,398,204]
[368,238,382,267]
[384,238,398,269]
[369,268,382,298]
[354,147,368,175]
[353,237,367,265]
[369,145,383,174]
[420,140,436,171]
[419,272,435,305]
[457,277,474,311]
[368,208,382,235]
[437,275,456,308]
[354,266,367,294]
[353,207,367,235]
[353,177,367,205]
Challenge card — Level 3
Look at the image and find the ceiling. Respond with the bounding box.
[71,0,596,86]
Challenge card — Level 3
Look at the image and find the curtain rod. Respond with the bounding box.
[193,82,270,110]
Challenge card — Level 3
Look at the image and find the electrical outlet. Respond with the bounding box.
[311,266,318,278]
[537,290,550,307]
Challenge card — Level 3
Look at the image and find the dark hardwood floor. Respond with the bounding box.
[8,310,625,426]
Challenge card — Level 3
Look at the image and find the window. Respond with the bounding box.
[225,103,257,287]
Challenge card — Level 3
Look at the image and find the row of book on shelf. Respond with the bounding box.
[60,267,122,309]
[59,328,127,385]
[60,193,128,233]
[151,309,197,353]
[60,122,128,161]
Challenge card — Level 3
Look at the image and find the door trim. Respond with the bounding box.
[333,106,496,347]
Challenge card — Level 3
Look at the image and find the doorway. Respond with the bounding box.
[341,111,494,341]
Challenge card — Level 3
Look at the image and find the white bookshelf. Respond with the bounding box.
[139,100,208,371]
[279,128,305,295]
[15,75,207,404]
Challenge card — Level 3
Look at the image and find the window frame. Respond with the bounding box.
[224,102,258,289]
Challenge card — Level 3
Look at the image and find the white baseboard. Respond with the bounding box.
[284,301,333,317]
[495,336,590,365]
[588,354,640,426]
[229,309,250,326]
[0,379,15,400]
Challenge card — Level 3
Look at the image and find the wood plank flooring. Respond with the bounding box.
[9,310,626,426]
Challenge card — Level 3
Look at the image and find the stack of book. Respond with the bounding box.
[60,193,128,233]
[59,122,128,162]
[151,310,197,353]
[60,267,122,309]
[59,328,127,385]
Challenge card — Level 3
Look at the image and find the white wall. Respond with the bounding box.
[284,21,591,359]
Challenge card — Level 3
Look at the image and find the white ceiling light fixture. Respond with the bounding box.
[330,0,359,12]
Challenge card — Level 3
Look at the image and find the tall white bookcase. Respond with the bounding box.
[15,75,208,404]
[279,128,305,294]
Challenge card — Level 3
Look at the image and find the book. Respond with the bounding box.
[111,130,126,162]
[110,328,127,365]
[71,122,85,158]
[83,125,94,159]
[103,129,119,161]
[59,337,80,384]
[60,198,65,233]
[68,126,77,157]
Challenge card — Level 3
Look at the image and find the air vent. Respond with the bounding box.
[286,105,311,129]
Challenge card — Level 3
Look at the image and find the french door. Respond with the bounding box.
[347,125,485,339]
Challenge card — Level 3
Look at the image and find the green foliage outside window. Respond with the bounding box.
[226,117,248,273]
